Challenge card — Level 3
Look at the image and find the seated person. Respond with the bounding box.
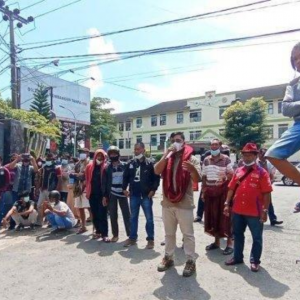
[43,190,77,234]
[2,192,37,231]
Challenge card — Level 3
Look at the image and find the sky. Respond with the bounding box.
[1,0,300,114]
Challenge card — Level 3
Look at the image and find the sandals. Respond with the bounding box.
[205,243,219,251]
[102,236,111,243]
[76,227,87,235]
[92,233,102,240]
[223,246,234,255]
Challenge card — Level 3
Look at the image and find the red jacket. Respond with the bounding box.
[85,149,107,199]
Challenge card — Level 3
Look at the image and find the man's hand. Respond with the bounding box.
[260,211,268,223]
[223,205,230,217]
[148,191,155,199]
[2,218,7,228]
[182,161,196,173]
[123,190,130,198]
[102,197,108,207]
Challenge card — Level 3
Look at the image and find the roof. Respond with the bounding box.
[235,84,286,101]
[114,83,287,122]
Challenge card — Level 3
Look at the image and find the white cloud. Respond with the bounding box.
[107,99,124,113]
[137,0,300,103]
[84,28,118,95]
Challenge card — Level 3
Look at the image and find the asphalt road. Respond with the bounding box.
[0,183,300,300]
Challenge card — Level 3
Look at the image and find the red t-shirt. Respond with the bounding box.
[228,164,273,217]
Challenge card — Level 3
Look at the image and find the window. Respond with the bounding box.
[125,121,131,131]
[219,106,229,119]
[119,139,124,149]
[266,102,274,114]
[219,129,225,136]
[177,112,184,124]
[278,124,288,138]
[265,125,274,139]
[150,134,157,146]
[160,114,167,126]
[278,100,283,114]
[160,134,167,146]
[136,135,142,143]
[189,130,202,141]
[126,138,131,149]
[151,115,157,127]
[119,122,124,132]
[136,117,142,128]
[190,110,202,122]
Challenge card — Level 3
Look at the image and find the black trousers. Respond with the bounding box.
[196,191,205,220]
[89,193,108,236]
[108,193,131,237]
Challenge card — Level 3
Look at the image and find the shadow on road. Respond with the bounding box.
[206,251,290,298]
[118,246,160,264]
[153,267,211,300]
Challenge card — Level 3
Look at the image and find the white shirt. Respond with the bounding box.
[54,201,77,227]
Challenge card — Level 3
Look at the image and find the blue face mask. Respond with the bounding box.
[61,159,68,165]
[211,149,220,156]
[45,161,52,166]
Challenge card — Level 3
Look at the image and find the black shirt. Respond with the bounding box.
[91,165,102,195]
[13,200,34,219]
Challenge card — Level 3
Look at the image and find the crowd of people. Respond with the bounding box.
[0,132,284,277]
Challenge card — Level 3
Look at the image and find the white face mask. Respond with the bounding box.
[23,196,30,202]
[135,153,143,160]
[45,161,52,166]
[37,162,42,167]
[79,153,87,161]
[96,159,102,165]
[244,161,256,167]
[173,142,183,152]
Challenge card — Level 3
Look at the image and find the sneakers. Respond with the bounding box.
[157,256,174,272]
[123,238,136,247]
[111,236,119,243]
[146,240,154,249]
[183,260,196,277]
[15,224,24,232]
[193,217,202,223]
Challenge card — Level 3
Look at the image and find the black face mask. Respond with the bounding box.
[109,156,119,162]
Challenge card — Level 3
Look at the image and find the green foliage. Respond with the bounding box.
[0,99,60,138]
[89,97,118,148]
[30,84,51,120]
[223,98,268,150]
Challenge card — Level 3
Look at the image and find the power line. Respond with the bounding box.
[34,0,83,19]
[18,0,272,51]
[21,0,47,11]
[19,27,300,67]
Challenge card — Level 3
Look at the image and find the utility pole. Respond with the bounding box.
[0,1,34,109]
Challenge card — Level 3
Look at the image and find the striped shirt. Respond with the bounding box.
[202,154,233,186]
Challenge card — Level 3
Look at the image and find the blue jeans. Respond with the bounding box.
[196,192,205,220]
[129,196,154,241]
[266,121,300,159]
[232,213,264,264]
[268,200,277,223]
[0,191,16,227]
[46,212,73,229]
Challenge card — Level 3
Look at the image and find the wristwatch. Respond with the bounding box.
[263,209,268,213]
[224,202,230,206]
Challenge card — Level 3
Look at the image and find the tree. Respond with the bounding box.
[223,97,268,151]
[89,97,118,148]
[0,99,60,139]
[30,84,51,120]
